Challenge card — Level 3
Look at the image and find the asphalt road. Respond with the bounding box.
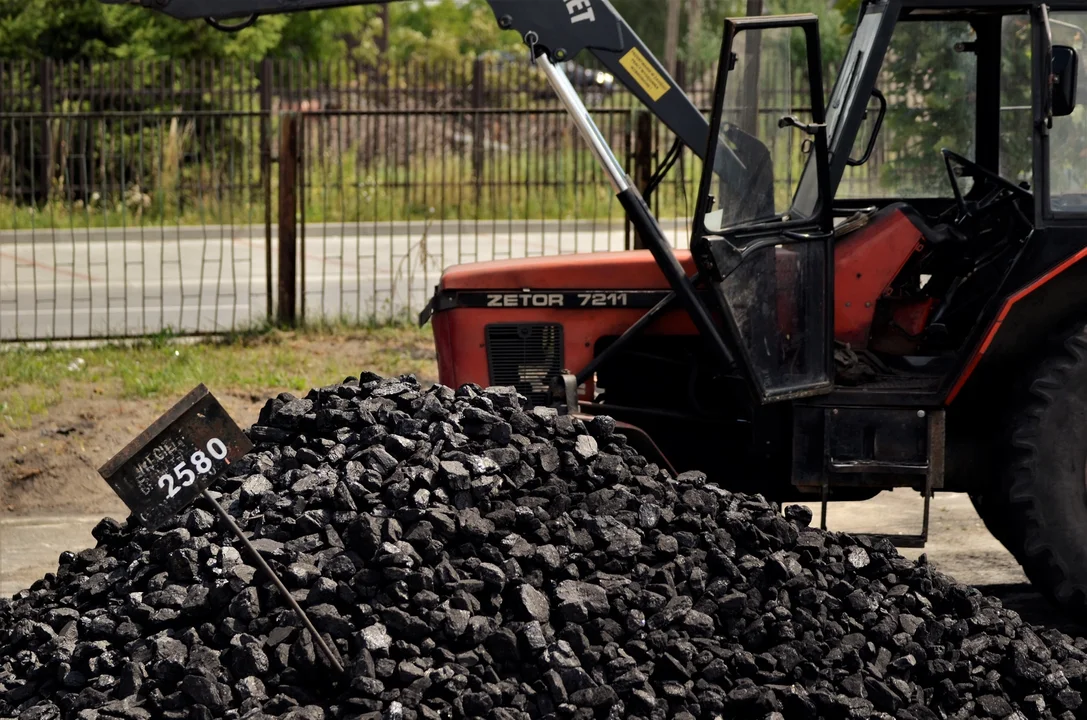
[0,219,690,341]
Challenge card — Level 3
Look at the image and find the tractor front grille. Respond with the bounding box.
[485,323,564,405]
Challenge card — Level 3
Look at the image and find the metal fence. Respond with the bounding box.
[0,57,883,341]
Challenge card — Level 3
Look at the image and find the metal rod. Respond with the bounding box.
[535,45,736,369]
[535,52,631,194]
[574,277,697,387]
[921,489,931,542]
[820,480,829,532]
[202,489,344,674]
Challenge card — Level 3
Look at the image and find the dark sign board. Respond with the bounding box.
[98,384,253,529]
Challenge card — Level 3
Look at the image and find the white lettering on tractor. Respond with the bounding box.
[577,292,629,307]
[485,293,567,308]
[566,0,595,24]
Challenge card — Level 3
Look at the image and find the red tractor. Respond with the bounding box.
[123,0,1087,611]
[423,1,1087,612]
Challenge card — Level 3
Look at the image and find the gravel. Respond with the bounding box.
[2,373,1087,719]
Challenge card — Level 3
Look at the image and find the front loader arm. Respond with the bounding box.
[102,0,741,176]
[487,0,721,168]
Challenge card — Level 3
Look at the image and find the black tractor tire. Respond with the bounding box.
[994,325,1087,611]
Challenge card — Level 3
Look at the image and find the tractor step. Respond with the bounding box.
[818,484,932,549]
[797,405,943,549]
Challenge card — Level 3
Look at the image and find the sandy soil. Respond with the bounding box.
[1,390,268,517]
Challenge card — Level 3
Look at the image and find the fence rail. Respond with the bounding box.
[0,56,888,341]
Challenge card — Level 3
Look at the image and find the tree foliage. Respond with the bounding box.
[0,0,522,62]
[607,0,848,71]
[0,0,292,60]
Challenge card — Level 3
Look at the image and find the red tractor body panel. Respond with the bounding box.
[434,251,698,395]
[439,249,698,290]
[833,208,925,347]
[434,213,945,396]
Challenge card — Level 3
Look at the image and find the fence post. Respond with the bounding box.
[632,110,654,250]
[471,57,485,203]
[39,59,54,204]
[260,58,274,321]
[278,114,300,327]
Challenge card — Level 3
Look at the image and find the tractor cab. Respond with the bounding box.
[693,2,1084,405]
[679,1,1087,544]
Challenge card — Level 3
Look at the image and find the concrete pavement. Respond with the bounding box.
[0,515,110,597]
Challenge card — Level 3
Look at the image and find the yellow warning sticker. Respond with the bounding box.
[619,47,672,102]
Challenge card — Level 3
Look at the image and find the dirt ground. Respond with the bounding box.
[0,328,438,516]
[0,351,1078,633]
[1,390,266,517]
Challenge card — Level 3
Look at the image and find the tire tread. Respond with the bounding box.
[1004,327,1087,609]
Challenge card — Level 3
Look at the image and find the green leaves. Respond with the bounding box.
[0,0,480,63]
[2,0,853,66]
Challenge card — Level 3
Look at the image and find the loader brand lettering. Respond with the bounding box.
[565,0,596,24]
[487,293,566,308]
[484,292,631,308]
[619,48,672,102]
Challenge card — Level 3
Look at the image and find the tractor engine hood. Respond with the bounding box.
[419,249,697,325]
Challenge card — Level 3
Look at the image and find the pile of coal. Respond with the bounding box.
[3,373,1087,720]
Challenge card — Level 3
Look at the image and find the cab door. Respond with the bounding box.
[691,14,835,402]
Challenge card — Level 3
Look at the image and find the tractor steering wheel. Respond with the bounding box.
[942,148,1032,223]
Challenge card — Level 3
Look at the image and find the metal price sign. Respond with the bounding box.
[98,384,252,530]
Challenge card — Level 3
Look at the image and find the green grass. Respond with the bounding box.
[0,324,437,431]
[0,146,706,230]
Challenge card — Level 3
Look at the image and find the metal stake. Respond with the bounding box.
[202,489,344,674]
[820,479,829,532]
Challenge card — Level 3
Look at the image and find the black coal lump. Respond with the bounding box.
[3,374,1087,720]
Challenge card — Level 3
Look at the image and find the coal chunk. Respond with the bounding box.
[3,372,1086,720]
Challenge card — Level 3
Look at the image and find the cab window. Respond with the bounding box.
[838,21,977,199]
[1000,15,1032,187]
[1048,12,1087,213]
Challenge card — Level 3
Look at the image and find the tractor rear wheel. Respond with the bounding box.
[997,325,1087,611]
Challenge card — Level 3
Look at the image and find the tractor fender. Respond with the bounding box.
[946,246,1087,405]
